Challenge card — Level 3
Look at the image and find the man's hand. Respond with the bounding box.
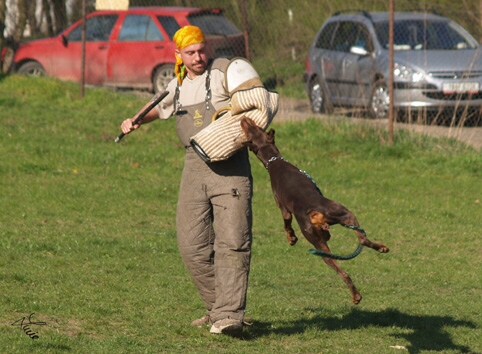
[120,118,140,135]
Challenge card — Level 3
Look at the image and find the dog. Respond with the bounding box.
[240,117,389,304]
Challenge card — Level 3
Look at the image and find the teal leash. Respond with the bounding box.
[300,169,324,196]
[309,224,365,260]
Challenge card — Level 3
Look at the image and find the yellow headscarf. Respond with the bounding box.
[173,26,206,84]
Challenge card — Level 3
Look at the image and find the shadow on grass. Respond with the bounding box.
[246,307,479,354]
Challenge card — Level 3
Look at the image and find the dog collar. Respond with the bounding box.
[265,156,286,170]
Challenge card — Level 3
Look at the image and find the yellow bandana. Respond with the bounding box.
[173,26,205,84]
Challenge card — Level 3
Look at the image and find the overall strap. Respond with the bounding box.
[174,59,214,112]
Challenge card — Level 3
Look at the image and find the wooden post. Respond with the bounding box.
[388,0,394,144]
[80,0,86,98]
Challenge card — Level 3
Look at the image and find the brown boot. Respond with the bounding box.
[191,315,211,327]
[210,318,243,337]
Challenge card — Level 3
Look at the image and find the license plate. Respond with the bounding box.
[442,82,479,94]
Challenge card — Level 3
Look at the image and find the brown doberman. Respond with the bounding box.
[240,117,389,304]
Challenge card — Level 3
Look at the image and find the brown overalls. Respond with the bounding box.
[173,58,253,323]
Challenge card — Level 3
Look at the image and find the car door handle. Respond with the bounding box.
[154,46,164,49]
[98,45,108,50]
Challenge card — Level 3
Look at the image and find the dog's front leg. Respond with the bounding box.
[279,208,298,246]
[282,211,298,245]
[274,194,298,245]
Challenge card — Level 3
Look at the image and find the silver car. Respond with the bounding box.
[304,11,482,119]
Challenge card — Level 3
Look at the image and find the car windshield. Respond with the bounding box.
[188,13,241,36]
[374,19,478,50]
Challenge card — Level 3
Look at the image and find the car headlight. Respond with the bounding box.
[393,63,424,83]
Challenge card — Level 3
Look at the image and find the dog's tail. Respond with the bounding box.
[309,223,365,260]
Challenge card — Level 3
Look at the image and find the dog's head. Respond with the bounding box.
[240,116,275,155]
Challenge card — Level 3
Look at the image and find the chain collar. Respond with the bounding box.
[265,156,286,170]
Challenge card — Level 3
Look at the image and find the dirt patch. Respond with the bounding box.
[276,98,482,151]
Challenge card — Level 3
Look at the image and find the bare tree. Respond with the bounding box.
[41,0,53,36]
[1,0,27,72]
[13,0,28,41]
[0,0,6,72]
[27,0,40,37]
[51,0,67,31]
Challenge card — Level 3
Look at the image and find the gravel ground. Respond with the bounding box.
[277,98,482,151]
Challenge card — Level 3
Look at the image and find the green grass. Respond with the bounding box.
[253,57,307,99]
[1,75,481,353]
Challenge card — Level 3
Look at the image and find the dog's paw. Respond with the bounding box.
[378,245,390,253]
[352,293,362,305]
[285,230,298,245]
[288,236,298,246]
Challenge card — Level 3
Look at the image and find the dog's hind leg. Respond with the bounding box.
[312,232,362,305]
[338,213,389,253]
[352,227,389,253]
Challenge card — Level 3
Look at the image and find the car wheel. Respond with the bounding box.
[370,80,389,118]
[153,64,175,93]
[17,61,46,77]
[309,77,332,114]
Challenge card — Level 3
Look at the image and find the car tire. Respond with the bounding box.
[17,61,46,77]
[369,79,390,119]
[153,64,175,93]
[309,77,333,114]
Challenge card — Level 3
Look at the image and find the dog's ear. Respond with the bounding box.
[240,116,255,128]
[245,117,256,126]
[267,129,275,144]
[242,140,258,153]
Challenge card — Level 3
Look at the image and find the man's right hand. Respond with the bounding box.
[120,118,140,135]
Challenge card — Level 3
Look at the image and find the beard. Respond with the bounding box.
[189,59,207,76]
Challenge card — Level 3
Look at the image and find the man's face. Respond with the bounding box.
[176,42,208,78]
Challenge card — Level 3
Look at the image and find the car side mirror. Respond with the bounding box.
[350,46,369,56]
[61,35,68,47]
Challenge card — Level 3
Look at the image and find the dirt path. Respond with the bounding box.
[277,98,482,151]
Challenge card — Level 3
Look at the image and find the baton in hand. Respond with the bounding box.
[115,90,169,143]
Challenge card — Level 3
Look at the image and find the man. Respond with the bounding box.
[120,26,276,336]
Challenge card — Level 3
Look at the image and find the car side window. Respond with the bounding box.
[315,22,337,49]
[332,21,356,52]
[157,16,181,40]
[118,15,164,41]
[354,23,373,51]
[67,15,118,42]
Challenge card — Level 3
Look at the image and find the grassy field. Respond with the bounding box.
[1,75,481,353]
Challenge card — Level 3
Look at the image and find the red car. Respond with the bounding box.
[8,7,245,92]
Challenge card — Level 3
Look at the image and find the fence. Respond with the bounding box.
[2,0,482,126]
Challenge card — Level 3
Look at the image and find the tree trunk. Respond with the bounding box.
[43,0,54,37]
[0,0,6,72]
[13,0,28,42]
[2,0,27,72]
[51,0,67,32]
[27,0,40,37]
